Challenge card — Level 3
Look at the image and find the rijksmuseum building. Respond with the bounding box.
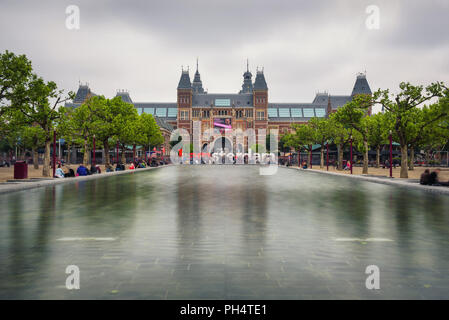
[67,62,372,153]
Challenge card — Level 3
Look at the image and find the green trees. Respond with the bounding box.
[1,50,166,176]
[289,123,315,167]
[1,50,73,176]
[137,113,164,157]
[334,94,372,174]
[0,51,32,117]
[16,76,72,176]
[67,96,164,166]
[326,114,350,170]
[374,82,448,178]
[366,112,389,168]
[308,117,333,168]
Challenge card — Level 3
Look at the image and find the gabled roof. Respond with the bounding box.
[328,95,352,110]
[312,93,329,104]
[177,70,192,89]
[154,116,174,132]
[115,90,133,103]
[192,93,253,107]
[134,102,177,108]
[73,84,96,104]
[351,73,372,95]
[253,71,268,90]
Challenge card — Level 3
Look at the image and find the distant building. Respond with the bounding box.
[66,63,372,153]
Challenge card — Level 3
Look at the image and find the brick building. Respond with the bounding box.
[67,62,372,154]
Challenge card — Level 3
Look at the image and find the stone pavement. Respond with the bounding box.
[287,166,449,196]
[0,165,168,195]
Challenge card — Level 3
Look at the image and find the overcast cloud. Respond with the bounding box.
[1,0,448,113]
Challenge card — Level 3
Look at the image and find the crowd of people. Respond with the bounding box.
[420,169,449,186]
[52,157,166,179]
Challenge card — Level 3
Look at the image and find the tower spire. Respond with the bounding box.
[196,57,199,72]
[246,58,249,72]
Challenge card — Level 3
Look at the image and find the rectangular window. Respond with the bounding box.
[278,108,290,117]
[303,108,315,117]
[143,107,154,115]
[256,111,265,120]
[315,108,326,117]
[290,108,302,117]
[215,99,231,107]
[245,109,253,118]
[192,110,200,117]
[156,108,167,117]
[180,110,189,120]
[167,108,177,117]
[268,108,278,117]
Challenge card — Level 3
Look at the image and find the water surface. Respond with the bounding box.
[1,166,449,299]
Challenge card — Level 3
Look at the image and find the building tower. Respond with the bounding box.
[115,89,133,103]
[351,72,373,115]
[177,68,193,132]
[240,59,253,94]
[253,68,268,135]
[192,58,205,94]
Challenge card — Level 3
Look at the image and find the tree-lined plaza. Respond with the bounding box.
[0,51,164,177]
[2,49,449,180]
[281,83,449,178]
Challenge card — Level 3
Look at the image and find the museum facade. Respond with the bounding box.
[67,62,372,152]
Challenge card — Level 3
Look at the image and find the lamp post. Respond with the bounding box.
[116,141,119,164]
[326,142,329,171]
[309,144,312,169]
[350,135,353,175]
[389,130,393,178]
[52,130,56,178]
[133,144,136,163]
[92,134,96,168]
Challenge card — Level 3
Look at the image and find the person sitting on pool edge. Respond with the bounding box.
[115,163,125,171]
[55,165,65,178]
[428,169,449,186]
[76,164,90,176]
[302,160,307,169]
[420,169,431,185]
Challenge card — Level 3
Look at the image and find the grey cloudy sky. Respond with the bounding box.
[1,0,448,111]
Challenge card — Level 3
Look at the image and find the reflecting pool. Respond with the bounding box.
[1,166,449,299]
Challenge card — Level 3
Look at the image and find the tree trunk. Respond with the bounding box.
[307,150,311,168]
[32,147,39,169]
[337,143,343,170]
[42,139,51,177]
[121,145,126,164]
[104,140,110,166]
[376,145,380,168]
[363,140,369,174]
[66,142,71,165]
[425,150,431,165]
[409,146,415,170]
[83,139,89,166]
[400,145,408,178]
[320,146,324,168]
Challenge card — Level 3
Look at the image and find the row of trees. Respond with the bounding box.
[0,50,164,176]
[57,96,163,167]
[281,82,449,178]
